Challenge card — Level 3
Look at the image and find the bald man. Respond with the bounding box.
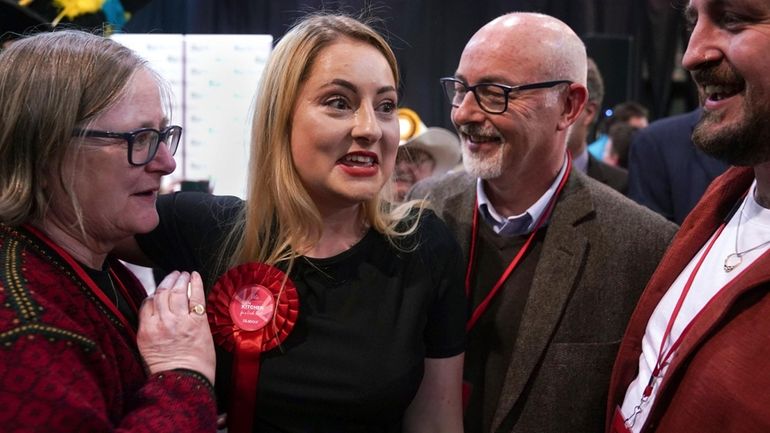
[409,13,676,433]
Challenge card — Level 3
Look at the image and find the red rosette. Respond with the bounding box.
[207,262,299,433]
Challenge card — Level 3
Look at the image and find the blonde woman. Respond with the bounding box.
[123,13,465,433]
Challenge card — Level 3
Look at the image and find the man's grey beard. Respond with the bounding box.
[462,143,505,179]
[693,99,770,166]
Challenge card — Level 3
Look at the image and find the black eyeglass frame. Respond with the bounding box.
[439,77,573,114]
[73,125,183,166]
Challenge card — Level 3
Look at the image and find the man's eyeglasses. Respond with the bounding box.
[73,125,183,166]
[439,78,572,114]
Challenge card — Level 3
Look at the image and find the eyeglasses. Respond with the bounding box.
[73,125,183,166]
[439,77,572,114]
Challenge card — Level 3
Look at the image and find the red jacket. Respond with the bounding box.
[0,224,217,433]
[606,166,770,433]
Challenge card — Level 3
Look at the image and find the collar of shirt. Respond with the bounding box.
[477,154,569,237]
[572,147,589,174]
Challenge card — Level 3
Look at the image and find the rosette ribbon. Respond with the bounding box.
[208,263,299,433]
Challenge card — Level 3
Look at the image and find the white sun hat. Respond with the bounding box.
[398,108,461,175]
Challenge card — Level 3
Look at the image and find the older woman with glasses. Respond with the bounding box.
[0,31,216,432]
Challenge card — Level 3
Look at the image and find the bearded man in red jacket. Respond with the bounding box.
[607,1,770,432]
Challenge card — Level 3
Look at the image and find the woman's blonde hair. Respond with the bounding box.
[229,13,424,269]
[0,30,152,227]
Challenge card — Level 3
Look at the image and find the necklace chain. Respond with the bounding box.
[724,195,770,272]
[106,271,120,309]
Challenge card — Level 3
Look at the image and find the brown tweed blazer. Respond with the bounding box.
[410,168,677,433]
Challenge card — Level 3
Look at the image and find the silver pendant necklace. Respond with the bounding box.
[724,195,770,272]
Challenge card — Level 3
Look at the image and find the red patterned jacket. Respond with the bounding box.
[0,224,217,432]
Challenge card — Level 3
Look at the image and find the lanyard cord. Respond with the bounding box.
[625,191,749,428]
[23,224,139,338]
[647,191,750,393]
[464,156,572,332]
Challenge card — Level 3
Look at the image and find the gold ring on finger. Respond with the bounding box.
[190,303,206,316]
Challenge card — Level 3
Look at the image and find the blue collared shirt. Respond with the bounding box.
[477,155,569,237]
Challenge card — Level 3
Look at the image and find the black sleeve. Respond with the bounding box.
[135,192,243,286]
[418,211,467,358]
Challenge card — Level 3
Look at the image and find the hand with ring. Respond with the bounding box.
[190,303,206,316]
[137,271,216,384]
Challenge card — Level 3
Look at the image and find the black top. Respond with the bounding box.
[81,261,139,330]
[136,192,466,432]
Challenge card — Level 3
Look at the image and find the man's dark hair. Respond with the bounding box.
[598,101,648,134]
[608,122,640,169]
[586,57,604,105]
[612,101,648,123]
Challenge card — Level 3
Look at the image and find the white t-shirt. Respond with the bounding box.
[620,180,770,432]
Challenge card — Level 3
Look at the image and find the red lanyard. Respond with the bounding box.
[23,224,140,339]
[644,189,752,397]
[624,194,752,429]
[464,157,572,332]
[641,222,727,398]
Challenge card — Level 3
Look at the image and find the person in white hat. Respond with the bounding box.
[392,107,461,201]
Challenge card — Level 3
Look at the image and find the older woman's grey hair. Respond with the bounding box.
[0,30,151,226]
